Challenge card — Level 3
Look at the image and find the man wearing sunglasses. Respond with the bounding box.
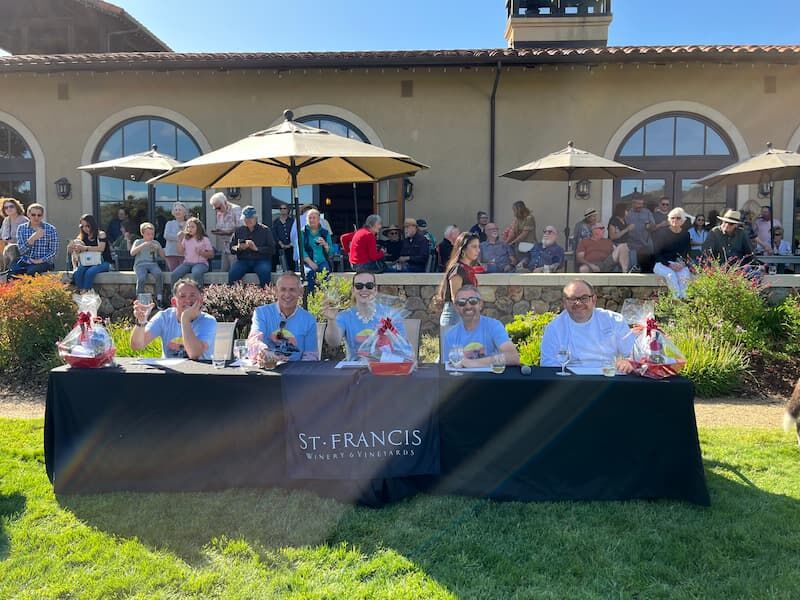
[540,280,634,372]
[520,226,564,273]
[247,272,318,364]
[443,286,519,368]
[576,222,631,273]
[8,203,59,277]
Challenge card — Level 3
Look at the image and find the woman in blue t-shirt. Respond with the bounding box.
[323,270,406,359]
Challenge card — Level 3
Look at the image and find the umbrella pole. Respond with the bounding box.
[768,180,775,255]
[564,180,572,248]
[289,161,308,308]
[352,182,359,228]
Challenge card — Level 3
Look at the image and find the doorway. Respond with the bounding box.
[318,182,374,239]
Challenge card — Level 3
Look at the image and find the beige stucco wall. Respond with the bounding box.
[2,59,799,264]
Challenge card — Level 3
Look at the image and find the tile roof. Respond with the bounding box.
[1,45,799,73]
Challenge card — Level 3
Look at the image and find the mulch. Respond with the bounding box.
[740,351,800,399]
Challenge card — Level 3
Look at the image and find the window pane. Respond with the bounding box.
[319,119,348,138]
[98,129,123,161]
[154,184,178,207]
[679,178,705,206]
[0,125,8,159]
[643,179,666,194]
[619,128,644,156]
[620,179,643,198]
[98,176,123,203]
[177,185,202,205]
[123,120,149,155]
[0,178,33,207]
[675,117,704,156]
[705,128,729,155]
[645,118,674,156]
[8,130,32,159]
[150,119,177,158]
[176,129,200,161]
[271,185,313,206]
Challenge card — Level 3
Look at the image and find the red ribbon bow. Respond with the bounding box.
[77,311,94,342]
[645,317,660,337]
[378,317,397,336]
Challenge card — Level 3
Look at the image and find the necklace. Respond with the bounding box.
[354,303,376,324]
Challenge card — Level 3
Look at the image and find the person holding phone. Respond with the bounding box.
[228,206,275,287]
[68,214,112,291]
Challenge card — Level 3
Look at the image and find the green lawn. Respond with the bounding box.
[2,419,799,599]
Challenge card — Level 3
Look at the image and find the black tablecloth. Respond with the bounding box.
[44,360,709,506]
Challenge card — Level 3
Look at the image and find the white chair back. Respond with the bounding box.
[316,321,326,360]
[213,320,238,360]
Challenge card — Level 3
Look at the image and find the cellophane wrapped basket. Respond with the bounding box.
[357,302,415,375]
[57,292,115,368]
[629,314,686,379]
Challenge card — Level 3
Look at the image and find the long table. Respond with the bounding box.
[44,360,710,506]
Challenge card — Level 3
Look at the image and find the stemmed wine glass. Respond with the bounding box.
[448,345,464,376]
[556,347,571,376]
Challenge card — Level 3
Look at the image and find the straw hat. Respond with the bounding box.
[382,224,401,234]
[403,218,418,228]
[718,209,743,225]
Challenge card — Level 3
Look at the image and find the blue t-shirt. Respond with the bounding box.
[444,316,510,360]
[250,303,318,361]
[335,305,407,359]
[145,308,217,360]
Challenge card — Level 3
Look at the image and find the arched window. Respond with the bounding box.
[93,117,203,243]
[614,112,737,219]
[0,121,35,207]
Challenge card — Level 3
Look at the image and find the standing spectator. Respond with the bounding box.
[626,194,656,272]
[209,192,241,272]
[653,197,672,232]
[163,202,188,271]
[106,207,128,244]
[397,218,430,273]
[702,209,753,263]
[172,217,214,287]
[228,206,275,287]
[0,197,28,271]
[688,214,708,260]
[653,208,692,298]
[507,200,537,256]
[437,232,480,359]
[754,205,782,255]
[436,225,460,271]
[469,211,489,242]
[9,203,58,276]
[348,214,386,273]
[272,203,295,272]
[68,214,112,291]
[521,226,565,273]
[130,222,166,306]
[479,222,514,273]
[417,219,436,251]
[573,208,598,243]
[299,208,333,293]
[379,224,403,262]
[608,203,639,270]
[577,223,630,273]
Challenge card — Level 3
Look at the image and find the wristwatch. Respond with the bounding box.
[136,321,148,327]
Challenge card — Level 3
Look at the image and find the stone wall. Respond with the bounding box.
[60,271,800,334]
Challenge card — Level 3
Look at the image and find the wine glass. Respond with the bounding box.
[556,347,571,376]
[448,346,464,376]
[491,353,506,374]
[233,339,248,367]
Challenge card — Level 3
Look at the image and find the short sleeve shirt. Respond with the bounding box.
[131,238,162,265]
[250,303,317,361]
[145,308,217,360]
[443,316,510,360]
[336,306,407,358]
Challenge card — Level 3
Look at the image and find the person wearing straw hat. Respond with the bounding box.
[573,208,598,243]
[397,218,430,272]
[702,209,753,263]
[379,224,403,263]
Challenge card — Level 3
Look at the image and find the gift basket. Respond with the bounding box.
[357,300,415,375]
[628,315,686,379]
[57,292,115,368]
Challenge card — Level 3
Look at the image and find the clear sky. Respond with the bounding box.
[111,0,800,53]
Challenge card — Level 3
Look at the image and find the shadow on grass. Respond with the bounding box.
[0,492,26,561]
[59,467,800,597]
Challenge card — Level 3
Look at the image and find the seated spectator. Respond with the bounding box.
[653,208,692,299]
[68,214,112,292]
[576,223,630,273]
[702,209,753,263]
[130,222,166,307]
[573,208,597,243]
[521,225,564,272]
[228,206,275,287]
[247,272,318,363]
[397,218,430,272]
[771,227,794,273]
[8,203,58,277]
[754,205,782,255]
[436,225,460,271]
[299,208,332,292]
[469,211,489,242]
[379,224,403,262]
[443,285,520,368]
[540,279,635,371]
[507,200,537,256]
[131,277,217,360]
[479,222,514,273]
[272,203,295,272]
[172,217,215,287]
[111,221,138,255]
[163,201,188,271]
[688,214,708,260]
[348,214,386,273]
[0,197,28,271]
[323,270,407,359]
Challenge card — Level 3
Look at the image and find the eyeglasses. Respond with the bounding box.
[455,296,481,307]
[353,281,375,290]
[28,212,43,217]
[563,295,594,306]
[280,207,288,210]
[592,226,605,231]
[775,232,783,236]
[660,202,670,207]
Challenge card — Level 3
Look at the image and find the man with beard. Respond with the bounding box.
[702,209,753,263]
[625,194,656,272]
[521,225,564,272]
[479,222,514,273]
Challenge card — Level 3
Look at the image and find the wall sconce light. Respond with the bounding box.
[227,187,241,200]
[54,177,72,200]
[757,181,772,199]
[403,177,414,201]
[324,197,332,207]
[575,179,591,199]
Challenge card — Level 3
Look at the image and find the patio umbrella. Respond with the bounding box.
[78,145,181,181]
[697,142,800,250]
[150,109,429,290]
[501,141,642,242]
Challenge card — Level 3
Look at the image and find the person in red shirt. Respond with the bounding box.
[577,223,631,273]
[348,214,386,273]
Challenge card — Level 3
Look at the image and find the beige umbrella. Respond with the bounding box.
[150,110,429,288]
[78,145,181,181]
[501,141,642,241]
[697,142,800,248]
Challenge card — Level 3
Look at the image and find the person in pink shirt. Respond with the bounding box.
[172,217,214,286]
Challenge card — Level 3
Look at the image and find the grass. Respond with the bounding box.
[2,419,800,598]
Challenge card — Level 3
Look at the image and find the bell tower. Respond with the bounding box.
[504,0,612,49]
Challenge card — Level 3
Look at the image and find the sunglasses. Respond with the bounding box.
[29,212,43,217]
[353,281,375,290]
[3,204,16,210]
[455,296,481,307]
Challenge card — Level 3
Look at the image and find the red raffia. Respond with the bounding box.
[378,317,397,335]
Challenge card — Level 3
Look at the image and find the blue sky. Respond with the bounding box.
[112,0,800,52]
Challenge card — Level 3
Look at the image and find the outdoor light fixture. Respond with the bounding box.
[575,179,591,199]
[227,187,241,199]
[324,197,332,207]
[403,178,414,201]
[54,177,72,200]
[757,181,772,199]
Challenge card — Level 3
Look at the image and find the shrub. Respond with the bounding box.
[0,275,76,372]
[770,294,800,355]
[107,319,162,358]
[202,283,277,338]
[505,311,556,365]
[669,327,749,397]
[307,272,352,322]
[419,333,439,364]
